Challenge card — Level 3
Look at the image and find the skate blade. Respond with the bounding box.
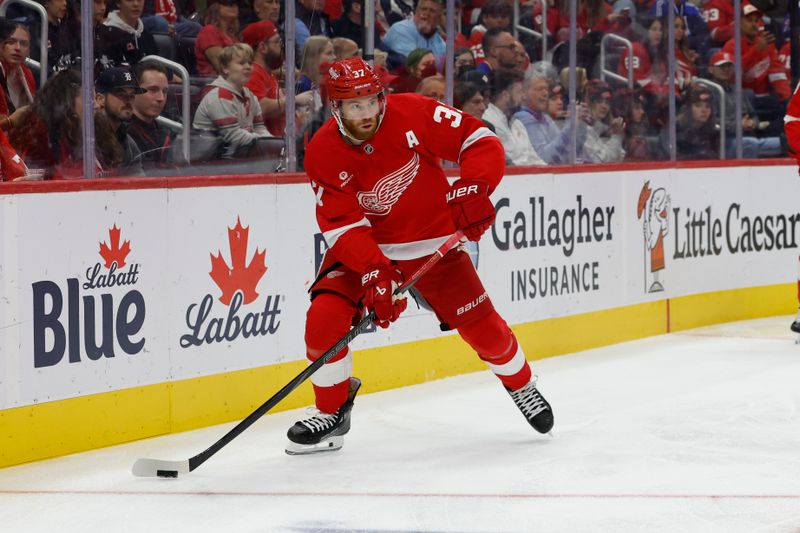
[285,436,344,456]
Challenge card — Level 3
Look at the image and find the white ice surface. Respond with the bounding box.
[2,316,800,533]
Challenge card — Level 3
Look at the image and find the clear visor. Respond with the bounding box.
[339,95,382,120]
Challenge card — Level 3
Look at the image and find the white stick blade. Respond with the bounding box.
[132,458,190,478]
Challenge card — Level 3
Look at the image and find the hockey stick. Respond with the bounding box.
[132,230,465,478]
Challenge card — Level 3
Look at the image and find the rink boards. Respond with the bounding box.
[1,161,798,467]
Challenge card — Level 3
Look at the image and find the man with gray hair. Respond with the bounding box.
[514,69,590,164]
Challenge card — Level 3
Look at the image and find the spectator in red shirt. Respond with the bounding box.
[722,2,790,102]
[0,20,35,133]
[0,127,28,181]
[195,0,241,77]
[701,0,734,46]
[242,20,313,136]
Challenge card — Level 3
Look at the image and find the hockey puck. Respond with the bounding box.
[156,470,179,478]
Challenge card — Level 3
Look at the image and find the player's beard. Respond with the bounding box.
[343,116,379,141]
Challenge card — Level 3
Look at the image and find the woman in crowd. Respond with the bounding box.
[612,87,660,161]
[9,69,124,179]
[583,79,626,163]
[28,0,81,73]
[195,0,241,77]
[0,19,35,133]
[674,83,719,160]
[193,43,270,159]
[296,36,336,115]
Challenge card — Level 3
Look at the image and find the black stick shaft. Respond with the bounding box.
[187,231,464,472]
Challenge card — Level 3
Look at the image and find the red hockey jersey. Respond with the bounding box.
[722,37,790,101]
[303,92,504,274]
[618,41,696,94]
[701,0,734,45]
[784,83,800,165]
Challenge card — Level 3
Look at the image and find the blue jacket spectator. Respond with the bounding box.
[384,0,445,60]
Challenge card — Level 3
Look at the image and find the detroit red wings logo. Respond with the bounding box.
[357,153,420,215]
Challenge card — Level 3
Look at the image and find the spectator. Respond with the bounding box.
[128,61,175,171]
[673,83,719,160]
[10,69,126,179]
[0,20,35,132]
[454,80,488,120]
[583,80,625,163]
[96,0,159,68]
[721,2,790,134]
[467,0,512,64]
[650,0,711,57]
[513,40,530,74]
[253,0,281,24]
[94,66,147,176]
[139,0,202,38]
[331,0,388,50]
[384,0,446,62]
[530,0,614,47]
[382,0,414,25]
[547,82,567,123]
[415,73,444,101]
[193,43,271,159]
[296,0,334,40]
[706,50,782,158]
[332,37,359,60]
[243,20,310,136]
[94,0,108,25]
[29,0,81,73]
[478,28,519,75]
[611,87,660,160]
[0,127,27,181]
[482,68,545,166]
[454,46,475,77]
[297,36,336,116]
[406,47,436,78]
[700,0,734,46]
[559,65,587,101]
[195,0,241,77]
[515,73,590,165]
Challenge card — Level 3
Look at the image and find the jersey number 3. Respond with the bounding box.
[433,105,462,128]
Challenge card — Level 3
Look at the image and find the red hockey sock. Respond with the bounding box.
[305,292,359,413]
[457,311,531,390]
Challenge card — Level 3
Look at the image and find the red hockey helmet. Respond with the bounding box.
[326,58,387,142]
[325,57,384,101]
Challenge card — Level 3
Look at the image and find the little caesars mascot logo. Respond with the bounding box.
[637,181,671,293]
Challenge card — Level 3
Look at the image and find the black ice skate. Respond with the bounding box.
[285,377,362,455]
[791,319,800,334]
[507,378,554,434]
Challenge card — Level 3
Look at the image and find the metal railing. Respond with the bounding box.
[140,55,191,163]
[515,0,548,62]
[0,0,48,86]
[600,33,633,88]
[694,78,727,159]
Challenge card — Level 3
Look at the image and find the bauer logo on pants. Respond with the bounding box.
[180,217,282,348]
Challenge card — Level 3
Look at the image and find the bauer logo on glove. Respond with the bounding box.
[361,264,407,328]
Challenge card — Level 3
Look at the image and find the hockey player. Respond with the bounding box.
[784,84,800,336]
[286,57,554,455]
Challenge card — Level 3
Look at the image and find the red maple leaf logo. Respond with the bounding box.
[99,224,131,268]
[209,217,268,305]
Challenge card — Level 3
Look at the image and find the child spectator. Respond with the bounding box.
[193,43,271,159]
[332,37,359,60]
[96,0,160,68]
[0,20,36,132]
[195,0,241,77]
[583,79,626,163]
[454,46,475,77]
[673,83,719,160]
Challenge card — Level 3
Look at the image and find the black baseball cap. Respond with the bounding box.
[95,67,146,94]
